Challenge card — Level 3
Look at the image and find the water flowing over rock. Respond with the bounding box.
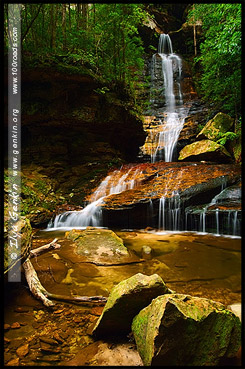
[92,273,171,338]
[48,165,142,229]
[141,33,189,163]
[48,162,241,236]
[132,293,241,366]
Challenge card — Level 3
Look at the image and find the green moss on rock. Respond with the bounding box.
[178,139,232,162]
[197,112,234,141]
[132,293,241,366]
[92,273,171,338]
[4,217,32,273]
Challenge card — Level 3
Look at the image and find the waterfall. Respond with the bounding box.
[149,34,188,163]
[47,166,142,229]
[158,191,181,231]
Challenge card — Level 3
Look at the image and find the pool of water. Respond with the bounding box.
[4,228,241,366]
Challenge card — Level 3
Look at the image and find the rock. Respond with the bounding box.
[6,357,20,366]
[141,245,152,259]
[4,337,11,344]
[65,227,130,264]
[40,341,61,354]
[16,343,29,358]
[4,217,32,274]
[101,162,240,229]
[4,324,11,330]
[11,322,21,329]
[39,336,59,345]
[178,139,232,163]
[227,303,242,321]
[92,273,171,338]
[132,293,241,366]
[197,112,234,141]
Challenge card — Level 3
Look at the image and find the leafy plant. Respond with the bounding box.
[187,4,241,117]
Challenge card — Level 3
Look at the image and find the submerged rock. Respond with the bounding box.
[65,227,130,264]
[132,293,241,366]
[178,139,232,163]
[92,273,171,338]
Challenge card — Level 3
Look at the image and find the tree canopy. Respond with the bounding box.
[5,3,149,92]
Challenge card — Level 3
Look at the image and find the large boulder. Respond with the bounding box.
[132,293,241,366]
[65,227,130,264]
[178,139,232,163]
[92,273,171,338]
[196,112,234,141]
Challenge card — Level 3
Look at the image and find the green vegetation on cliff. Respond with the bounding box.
[187,4,241,117]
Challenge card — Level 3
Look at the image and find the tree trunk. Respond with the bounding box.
[81,3,88,30]
[193,24,197,56]
[62,4,67,51]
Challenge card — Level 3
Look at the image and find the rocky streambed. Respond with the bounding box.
[4,227,241,366]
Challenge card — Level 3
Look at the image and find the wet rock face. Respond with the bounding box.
[132,293,241,366]
[101,162,240,229]
[92,273,171,338]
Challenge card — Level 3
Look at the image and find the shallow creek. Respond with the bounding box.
[4,229,241,366]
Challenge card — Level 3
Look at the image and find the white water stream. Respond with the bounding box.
[47,34,240,236]
[150,33,188,162]
[47,166,142,229]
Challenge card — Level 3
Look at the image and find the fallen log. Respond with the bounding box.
[23,257,55,307]
[30,238,61,258]
[23,257,107,307]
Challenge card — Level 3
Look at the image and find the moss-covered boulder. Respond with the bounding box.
[92,273,171,338]
[132,293,241,366]
[65,227,131,264]
[197,112,234,141]
[4,217,32,274]
[178,139,232,163]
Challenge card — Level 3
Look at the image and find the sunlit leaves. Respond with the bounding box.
[187,4,241,116]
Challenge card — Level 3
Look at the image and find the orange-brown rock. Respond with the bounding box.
[101,162,240,209]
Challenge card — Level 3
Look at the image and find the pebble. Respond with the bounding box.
[16,343,29,358]
[11,322,21,329]
[36,354,60,362]
[14,307,30,313]
[54,309,64,314]
[53,332,64,343]
[6,357,20,366]
[40,336,59,345]
[4,323,11,330]
[40,341,61,354]
[4,337,11,344]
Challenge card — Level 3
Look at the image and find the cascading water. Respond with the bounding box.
[47,166,142,229]
[149,33,188,163]
[46,34,240,237]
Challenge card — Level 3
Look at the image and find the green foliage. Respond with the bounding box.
[216,132,237,146]
[187,4,241,117]
[4,3,150,106]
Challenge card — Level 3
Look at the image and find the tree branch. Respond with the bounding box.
[30,238,61,258]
